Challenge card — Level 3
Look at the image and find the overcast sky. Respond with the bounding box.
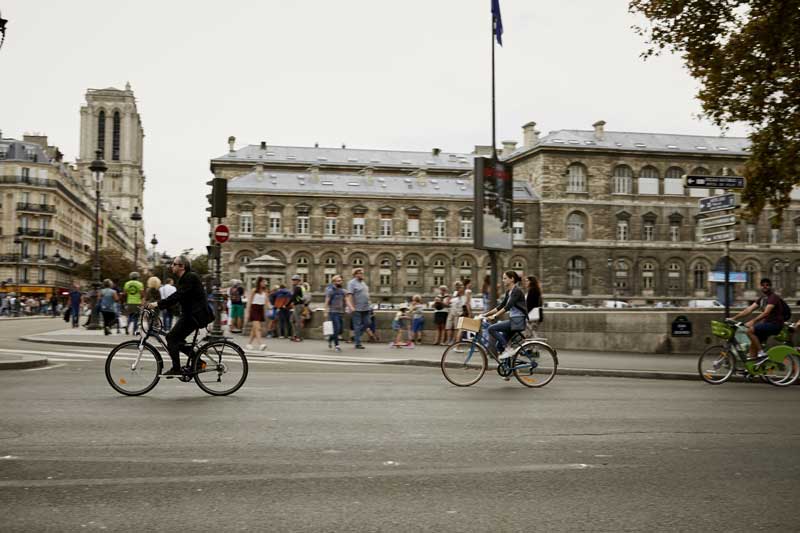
[0,0,748,256]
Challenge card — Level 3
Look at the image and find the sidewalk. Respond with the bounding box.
[11,327,703,380]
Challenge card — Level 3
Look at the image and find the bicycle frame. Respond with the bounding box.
[722,322,799,376]
[131,307,201,372]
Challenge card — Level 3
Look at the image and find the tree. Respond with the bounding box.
[73,248,136,286]
[629,0,800,223]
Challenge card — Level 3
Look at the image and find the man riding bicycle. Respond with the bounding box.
[147,255,213,377]
[731,278,786,363]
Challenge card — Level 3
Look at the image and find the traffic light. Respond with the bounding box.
[206,177,227,219]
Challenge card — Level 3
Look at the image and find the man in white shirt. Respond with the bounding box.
[159,278,177,330]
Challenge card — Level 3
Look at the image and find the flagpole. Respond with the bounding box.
[491,13,497,160]
[489,5,499,309]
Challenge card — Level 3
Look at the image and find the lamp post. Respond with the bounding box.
[607,258,616,305]
[13,232,21,316]
[150,234,158,272]
[87,150,106,329]
[130,206,142,267]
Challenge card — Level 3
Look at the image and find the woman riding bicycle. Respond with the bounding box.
[147,255,213,377]
[484,270,527,360]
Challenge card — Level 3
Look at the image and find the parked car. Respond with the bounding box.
[602,300,632,308]
[567,304,590,309]
[544,301,570,309]
[687,299,723,308]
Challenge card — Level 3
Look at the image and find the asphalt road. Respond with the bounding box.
[2,319,800,532]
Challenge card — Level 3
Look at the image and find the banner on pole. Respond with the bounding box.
[474,157,513,251]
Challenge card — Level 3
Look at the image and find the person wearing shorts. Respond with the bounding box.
[228,280,245,333]
[410,294,425,344]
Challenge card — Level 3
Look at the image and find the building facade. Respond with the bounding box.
[210,122,800,304]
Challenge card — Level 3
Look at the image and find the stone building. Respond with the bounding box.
[0,134,134,298]
[210,122,800,305]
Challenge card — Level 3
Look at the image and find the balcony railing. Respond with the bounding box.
[16,228,55,238]
[16,202,56,214]
[0,254,77,267]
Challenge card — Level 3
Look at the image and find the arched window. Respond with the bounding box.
[379,257,392,287]
[667,261,682,291]
[406,256,421,287]
[693,263,707,291]
[664,167,684,195]
[612,165,633,195]
[567,164,587,193]
[112,111,121,161]
[432,257,447,288]
[323,255,338,285]
[97,110,106,158]
[567,257,585,290]
[744,262,758,290]
[511,259,525,277]
[566,212,586,241]
[614,259,630,291]
[351,256,366,267]
[296,255,310,283]
[641,261,656,290]
[639,166,659,194]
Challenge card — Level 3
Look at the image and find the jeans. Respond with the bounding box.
[127,311,139,334]
[277,308,291,337]
[328,312,343,346]
[488,320,513,353]
[71,306,80,327]
[161,309,174,330]
[351,310,370,347]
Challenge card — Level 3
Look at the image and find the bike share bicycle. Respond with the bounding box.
[440,316,558,387]
[698,318,800,386]
[105,305,248,396]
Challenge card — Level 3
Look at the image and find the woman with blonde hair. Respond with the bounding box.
[144,276,162,304]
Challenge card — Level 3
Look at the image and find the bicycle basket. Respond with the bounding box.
[710,320,734,340]
[457,316,481,333]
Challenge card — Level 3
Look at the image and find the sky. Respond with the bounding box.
[0,0,749,257]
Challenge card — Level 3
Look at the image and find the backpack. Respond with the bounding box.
[301,286,312,305]
[779,297,792,322]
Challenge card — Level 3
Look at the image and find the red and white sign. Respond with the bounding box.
[214,224,230,244]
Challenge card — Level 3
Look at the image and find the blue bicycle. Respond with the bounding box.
[440,317,558,387]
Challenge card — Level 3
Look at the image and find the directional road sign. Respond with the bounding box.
[699,193,736,214]
[697,213,737,230]
[700,230,736,244]
[214,224,230,244]
[685,175,745,189]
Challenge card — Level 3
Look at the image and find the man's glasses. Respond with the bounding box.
[172,262,182,267]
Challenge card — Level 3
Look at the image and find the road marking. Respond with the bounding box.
[22,364,65,372]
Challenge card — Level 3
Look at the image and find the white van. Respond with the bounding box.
[687,299,723,308]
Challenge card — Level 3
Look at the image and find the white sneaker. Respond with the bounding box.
[245,344,253,350]
[498,348,515,360]
[259,344,267,351]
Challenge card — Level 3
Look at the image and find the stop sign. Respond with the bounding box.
[214,224,230,244]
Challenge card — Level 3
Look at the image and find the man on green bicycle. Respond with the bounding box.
[731,278,786,363]
[147,255,213,377]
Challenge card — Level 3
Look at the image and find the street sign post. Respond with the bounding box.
[700,230,736,244]
[699,193,736,214]
[697,213,737,230]
[214,224,229,244]
[685,175,745,189]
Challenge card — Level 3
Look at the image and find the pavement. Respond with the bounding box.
[3,325,706,380]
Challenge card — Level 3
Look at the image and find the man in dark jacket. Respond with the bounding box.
[148,255,212,377]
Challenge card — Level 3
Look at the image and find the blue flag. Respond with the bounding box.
[492,0,503,46]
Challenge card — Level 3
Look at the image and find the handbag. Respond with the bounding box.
[509,315,526,331]
[322,320,334,336]
[527,307,542,323]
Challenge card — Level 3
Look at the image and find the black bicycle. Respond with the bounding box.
[105,306,248,396]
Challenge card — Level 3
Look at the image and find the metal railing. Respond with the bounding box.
[16,227,55,238]
[16,202,56,214]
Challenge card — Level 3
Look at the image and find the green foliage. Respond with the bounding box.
[630,0,800,223]
[73,248,136,286]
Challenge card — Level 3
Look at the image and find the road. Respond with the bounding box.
[1,318,800,532]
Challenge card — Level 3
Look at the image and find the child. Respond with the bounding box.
[433,296,447,345]
[392,306,412,347]
[410,294,425,344]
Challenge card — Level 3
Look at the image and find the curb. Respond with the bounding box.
[0,355,48,370]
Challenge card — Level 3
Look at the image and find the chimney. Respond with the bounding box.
[432,147,441,157]
[227,136,236,153]
[341,143,346,149]
[260,141,267,150]
[23,134,49,149]
[472,145,494,157]
[522,121,539,147]
[592,120,606,141]
[501,140,517,157]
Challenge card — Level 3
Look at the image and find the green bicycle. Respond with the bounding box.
[698,318,800,386]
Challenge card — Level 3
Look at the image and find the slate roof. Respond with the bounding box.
[228,169,539,201]
[0,139,49,163]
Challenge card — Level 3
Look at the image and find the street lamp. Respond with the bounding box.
[130,206,142,267]
[0,10,8,52]
[150,234,158,271]
[13,232,21,316]
[87,150,107,329]
[607,258,614,302]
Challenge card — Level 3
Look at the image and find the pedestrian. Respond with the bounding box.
[123,272,144,335]
[289,274,305,342]
[366,305,381,342]
[271,283,293,338]
[324,274,346,352]
[523,275,544,339]
[444,280,465,345]
[264,285,279,338]
[68,282,82,328]
[463,279,473,318]
[391,306,412,347]
[432,295,447,345]
[245,276,269,351]
[159,277,177,330]
[49,293,59,317]
[228,279,245,333]
[99,279,119,336]
[410,294,425,344]
[482,275,491,311]
[145,276,161,305]
[345,267,371,349]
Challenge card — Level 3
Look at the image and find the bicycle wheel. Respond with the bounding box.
[105,340,163,396]
[512,341,558,388]
[764,354,798,387]
[441,341,487,387]
[698,345,735,384]
[193,340,248,396]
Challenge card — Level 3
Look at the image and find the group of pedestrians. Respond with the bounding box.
[0,293,60,317]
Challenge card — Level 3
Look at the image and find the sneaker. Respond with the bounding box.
[160,367,182,378]
[498,348,516,360]
[355,344,365,349]
[335,346,341,352]
[245,344,254,350]
[259,344,268,351]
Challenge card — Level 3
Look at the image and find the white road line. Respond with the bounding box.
[22,364,65,372]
